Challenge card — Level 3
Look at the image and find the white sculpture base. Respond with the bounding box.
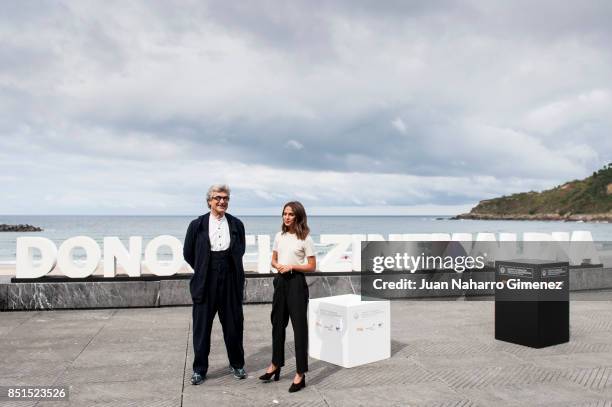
[308,294,390,368]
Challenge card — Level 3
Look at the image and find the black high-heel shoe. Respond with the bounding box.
[259,366,281,382]
[288,374,305,393]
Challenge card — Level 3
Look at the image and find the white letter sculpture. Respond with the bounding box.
[57,236,102,278]
[16,237,58,278]
[103,236,143,277]
[144,235,183,276]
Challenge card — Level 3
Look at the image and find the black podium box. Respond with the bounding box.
[495,260,569,348]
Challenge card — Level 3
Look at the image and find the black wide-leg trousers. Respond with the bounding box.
[271,272,309,374]
[192,250,244,375]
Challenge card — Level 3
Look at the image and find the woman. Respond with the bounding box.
[259,201,316,393]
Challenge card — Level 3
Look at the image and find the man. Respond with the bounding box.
[183,184,247,385]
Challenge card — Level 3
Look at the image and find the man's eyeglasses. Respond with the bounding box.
[212,196,230,202]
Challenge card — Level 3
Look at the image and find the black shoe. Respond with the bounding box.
[259,366,281,382]
[191,372,205,385]
[230,366,247,379]
[288,375,305,393]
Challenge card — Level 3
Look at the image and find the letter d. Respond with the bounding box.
[16,237,57,278]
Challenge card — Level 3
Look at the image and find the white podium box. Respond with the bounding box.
[308,294,390,368]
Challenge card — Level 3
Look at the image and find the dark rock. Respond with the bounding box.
[0,224,43,232]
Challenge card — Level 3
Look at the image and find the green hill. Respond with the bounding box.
[456,164,612,221]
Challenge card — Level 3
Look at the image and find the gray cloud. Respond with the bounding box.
[0,1,611,214]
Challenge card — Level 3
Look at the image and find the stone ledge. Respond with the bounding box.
[0,274,363,310]
[4,281,159,310]
[0,283,7,310]
[1,269,610,310]
[571,267,612,290]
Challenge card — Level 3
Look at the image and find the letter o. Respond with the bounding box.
[144,235,183,276]
[57,236,101,278]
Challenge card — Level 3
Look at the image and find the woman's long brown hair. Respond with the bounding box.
[281,201,310,240]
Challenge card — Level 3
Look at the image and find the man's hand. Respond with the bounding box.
[276,264,292,274]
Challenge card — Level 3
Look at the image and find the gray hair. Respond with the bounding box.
[206,184,231,208]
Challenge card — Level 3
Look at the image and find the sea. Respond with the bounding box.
[2,215,612,264]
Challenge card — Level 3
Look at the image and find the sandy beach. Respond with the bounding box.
[0,263,263,278]
[0,264,196,279]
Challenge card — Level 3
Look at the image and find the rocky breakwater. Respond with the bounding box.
[0,224,43,232]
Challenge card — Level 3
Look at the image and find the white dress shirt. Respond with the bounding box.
[209,214,231,251]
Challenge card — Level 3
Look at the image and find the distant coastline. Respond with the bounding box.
[452,213,611,223]
[455,164,612,223]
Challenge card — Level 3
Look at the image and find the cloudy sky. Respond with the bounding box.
[1,1,611,215]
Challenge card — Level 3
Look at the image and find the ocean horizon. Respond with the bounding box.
[2,214,612,263]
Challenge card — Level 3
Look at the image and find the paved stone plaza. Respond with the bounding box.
[1,297,612,406]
